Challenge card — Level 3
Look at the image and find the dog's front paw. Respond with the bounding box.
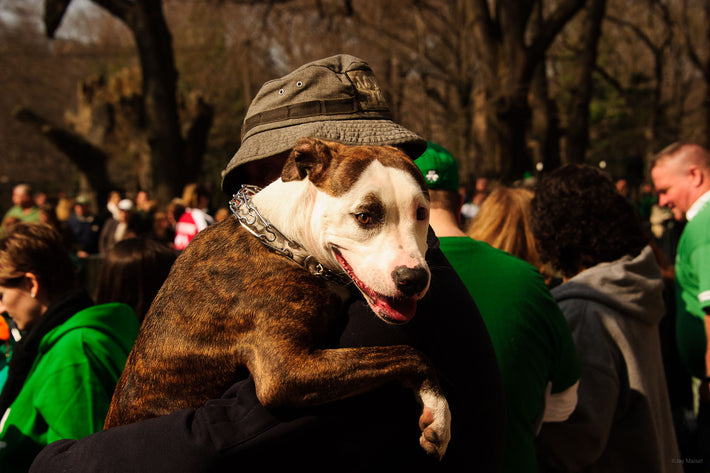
[417,384,451,460]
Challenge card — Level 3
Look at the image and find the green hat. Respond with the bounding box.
[415,142,460,192]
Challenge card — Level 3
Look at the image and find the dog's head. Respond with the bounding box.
[257,138,431,324]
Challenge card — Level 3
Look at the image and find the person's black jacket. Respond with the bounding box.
[30,231,505,472]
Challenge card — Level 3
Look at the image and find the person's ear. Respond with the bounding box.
[24,272,39,299]
[688,165,704,187]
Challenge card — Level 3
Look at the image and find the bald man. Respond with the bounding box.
[652,143,710,379]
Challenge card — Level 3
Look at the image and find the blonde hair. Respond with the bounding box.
[467,186,543,271]
[181,183,199,209]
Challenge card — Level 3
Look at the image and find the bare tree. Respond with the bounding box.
[8,0,708,201]
[467,0,588,182]
[19,0,214,206]
[682,0,710,145]
[0,5,95,203]
[343,0,589,183]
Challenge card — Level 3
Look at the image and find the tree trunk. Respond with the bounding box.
[40,0,213,207]
[530,63,561,174]
[122,0,186,205]
[565,0,607,164]
[471,0,587,182]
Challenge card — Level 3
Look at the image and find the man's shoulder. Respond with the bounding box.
[3,205,23,219]
[3,205,18,214]
[681,205,710,249]
[690,200,710,225]
[440,236,542,278]
[439,236,503,260]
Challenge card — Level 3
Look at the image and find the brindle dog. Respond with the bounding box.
[104,138,451,459]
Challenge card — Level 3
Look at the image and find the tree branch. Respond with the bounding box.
[43,0,73,37]
[13,106,114,204]
[524,0,587,81]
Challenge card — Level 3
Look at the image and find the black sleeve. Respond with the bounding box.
[30,379,273,473]
[32,378,440,473]
[339,229,506,472]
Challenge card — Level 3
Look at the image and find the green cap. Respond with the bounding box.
[415,142,460,192]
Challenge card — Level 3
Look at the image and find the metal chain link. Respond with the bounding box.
[229,185,350,285]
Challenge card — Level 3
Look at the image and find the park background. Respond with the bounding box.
[0,0,708,211]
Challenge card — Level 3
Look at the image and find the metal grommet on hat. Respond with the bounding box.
[222,54,427,192]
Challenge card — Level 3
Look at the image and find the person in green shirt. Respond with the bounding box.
[415,142,580,473]
[0,222,139,473]
[652,142,710,466]
[1,184,40,228]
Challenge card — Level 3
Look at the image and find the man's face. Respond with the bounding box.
[12,187,31,207]
[651,160,693,220]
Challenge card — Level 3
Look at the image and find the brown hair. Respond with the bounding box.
[530,164,648,279]
[428,189,463,214]
[0,222,77,299]
[467,186,543,271]
[181,183,211,209]
[94,238,178,322]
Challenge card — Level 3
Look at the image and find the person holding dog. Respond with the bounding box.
[414,141,581,473]
[30,54,505,473]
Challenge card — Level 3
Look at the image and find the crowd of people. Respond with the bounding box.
[0,54,707,472]
[0,182,225,255]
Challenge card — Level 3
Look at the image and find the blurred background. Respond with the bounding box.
[0,0,708,209]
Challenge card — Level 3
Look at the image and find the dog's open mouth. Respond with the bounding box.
[333,249,417,324]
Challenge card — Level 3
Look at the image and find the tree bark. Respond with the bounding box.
[471,0,587,182]
[565,0,607,164]
[41,0,213,206]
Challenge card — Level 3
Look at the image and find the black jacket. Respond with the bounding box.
[30,232,505,472]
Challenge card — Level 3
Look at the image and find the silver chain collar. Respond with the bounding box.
[229,185,350,285]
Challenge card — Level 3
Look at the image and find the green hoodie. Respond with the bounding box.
[0,302,139,472]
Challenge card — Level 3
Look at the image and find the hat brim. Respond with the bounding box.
[222,118,427,190]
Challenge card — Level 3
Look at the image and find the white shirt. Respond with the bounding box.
[686,189,710,221]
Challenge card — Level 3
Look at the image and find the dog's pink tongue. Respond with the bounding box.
[333,250,418,323]
[372,295,417,323]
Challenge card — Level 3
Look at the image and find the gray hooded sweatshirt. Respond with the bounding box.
[537,245,682,473]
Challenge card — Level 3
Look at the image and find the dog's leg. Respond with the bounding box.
[247,343,451,459]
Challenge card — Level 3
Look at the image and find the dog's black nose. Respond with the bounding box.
[392,266,429,297]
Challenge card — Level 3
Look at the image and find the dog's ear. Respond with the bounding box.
[281,138,340,183]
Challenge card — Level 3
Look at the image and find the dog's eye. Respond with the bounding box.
[416,206,429,221]
[355,213,373,226]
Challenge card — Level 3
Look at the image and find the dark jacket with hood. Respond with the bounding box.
[537,245,681,473]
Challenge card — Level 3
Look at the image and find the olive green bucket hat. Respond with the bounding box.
[221,54,426,191]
